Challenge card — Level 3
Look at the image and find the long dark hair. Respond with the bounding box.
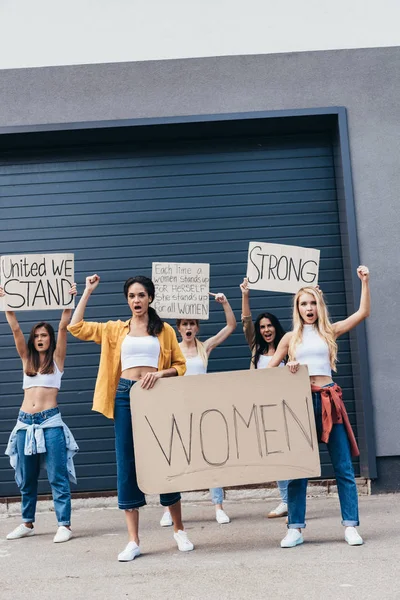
[25,322,56,376]
[252,312,286,368]
[124,276,164,336]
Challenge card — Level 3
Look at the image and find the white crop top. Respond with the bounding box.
[23,362,63,390]
[185,355,207,376]
[295,325,331,376]
[121,335,160,371]
[257,355,285,369]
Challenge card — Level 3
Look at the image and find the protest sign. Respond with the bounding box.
[152,262,210,320]
[0,253,75,311]
[246,241,320,294]
[130,366,320,494]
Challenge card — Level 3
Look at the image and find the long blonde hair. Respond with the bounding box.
[195,338,208,368]
[289,287,338,371]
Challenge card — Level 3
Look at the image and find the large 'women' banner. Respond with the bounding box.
[131,366,320,494]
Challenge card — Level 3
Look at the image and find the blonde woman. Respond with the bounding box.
[160,292,236,527]
[268,266,370,548]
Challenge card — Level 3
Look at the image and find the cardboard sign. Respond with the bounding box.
[152,262,210,320]
[130,366,320,494]
[247,241,320,294]
[0,253,75,311]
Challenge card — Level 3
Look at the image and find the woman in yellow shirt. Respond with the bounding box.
[68,274,193,562]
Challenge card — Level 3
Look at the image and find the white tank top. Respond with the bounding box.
[295,325,331,376]
[23,362,63,390]
[185,355,207,376]
[257,355,285,369]
[121,335,160,371]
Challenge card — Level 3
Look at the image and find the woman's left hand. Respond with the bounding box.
[214,292,227,304]
[140,371,162,390]
[287,361,300,374]
[357,265,370,282]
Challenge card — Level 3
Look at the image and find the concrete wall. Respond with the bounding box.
[0,0,399,69]
[0,46,399,457]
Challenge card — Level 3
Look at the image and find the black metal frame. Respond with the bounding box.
[0,106,376,478]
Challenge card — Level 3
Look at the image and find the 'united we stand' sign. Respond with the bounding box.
[0,253,75,311]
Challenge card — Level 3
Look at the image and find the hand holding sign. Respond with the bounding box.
[239,277,250,296]
[209,292,227,305]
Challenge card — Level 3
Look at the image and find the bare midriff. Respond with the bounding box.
[309,375,334,387]
[121,366,158,381]
[20,387,59,414]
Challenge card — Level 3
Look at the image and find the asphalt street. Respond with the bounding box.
[0,495,398,600]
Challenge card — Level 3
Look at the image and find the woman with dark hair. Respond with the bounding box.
[160,292,236,528]
[2,285,78,544]
[240,277,289,518]
[68,274,193,562]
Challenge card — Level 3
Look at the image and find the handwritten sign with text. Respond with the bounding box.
[152,262,210,320]
[247,241,320,294]
[131,366,320,494]
[0,253,75,311]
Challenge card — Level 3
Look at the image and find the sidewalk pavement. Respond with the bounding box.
[0,495,398,600]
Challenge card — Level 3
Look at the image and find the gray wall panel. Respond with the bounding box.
[0,46,398,456]
[0,131,357,495]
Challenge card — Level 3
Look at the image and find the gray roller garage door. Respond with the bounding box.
[0,128,359,496]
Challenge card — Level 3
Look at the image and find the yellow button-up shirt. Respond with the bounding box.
[67,319,186,419]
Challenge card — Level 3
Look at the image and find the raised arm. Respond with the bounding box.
[267,332,292,368]
[203,293,237,355]
[240,277,256,350]
[0,286,27,360]
[70,274,100,326]
[240,277,251,317]
[54,283,77,371]
[333,266,370,338]
[68,274,106,344]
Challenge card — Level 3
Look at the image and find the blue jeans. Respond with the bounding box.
[288,384,359,529]
[210,487,224,505]
[17,408,71,526]
[277,480,289,504]
[114,378,181,510]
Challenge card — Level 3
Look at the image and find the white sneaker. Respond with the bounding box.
[118,541,141,562]
[344,527,363,546]
[6,523,35,540]
[173,530,194,552]
[160,511,173,527]
[268,502,288,518]
[280,529,304,548]
[53,526,73,543]
[216,509,230,524]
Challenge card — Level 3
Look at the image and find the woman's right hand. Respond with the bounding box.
[287,360,300,374]
[85,274,100,293]
[0,286,4,297]
[240,277,250,295]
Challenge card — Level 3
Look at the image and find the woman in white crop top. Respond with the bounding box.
[1,284,78,545]
[268,266,371,550]
[240,277,289,519]
[69,273,192,562]
[160,292,236,527]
